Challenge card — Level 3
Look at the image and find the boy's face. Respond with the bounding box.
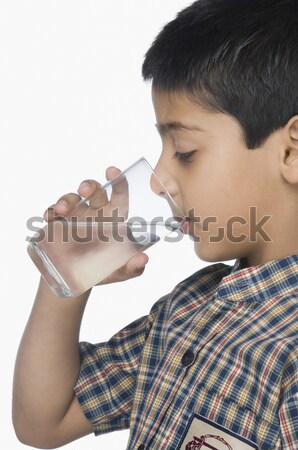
[151,88,281,265]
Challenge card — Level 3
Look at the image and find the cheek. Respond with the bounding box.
[182,164,232,213]
[183,163,252,225]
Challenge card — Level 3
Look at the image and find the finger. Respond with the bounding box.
[43,204,57,222]
[78,179,109,209]
[78,179,101,198]
[106,166,121,181]
[106,166,129,219]
[96,252,149,285]
[53,193,82,219]
[43,198,79,222]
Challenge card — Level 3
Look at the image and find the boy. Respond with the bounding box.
[12,0,298,448]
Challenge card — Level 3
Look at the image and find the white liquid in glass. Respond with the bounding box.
[28,221,160,297]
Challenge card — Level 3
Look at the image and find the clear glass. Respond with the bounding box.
[27,157,186,297]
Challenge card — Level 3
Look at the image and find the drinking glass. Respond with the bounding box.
[27,157,187,297]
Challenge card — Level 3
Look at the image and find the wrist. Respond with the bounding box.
[37,277,91,305]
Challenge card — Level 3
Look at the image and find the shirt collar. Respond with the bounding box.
[216,253,298,302]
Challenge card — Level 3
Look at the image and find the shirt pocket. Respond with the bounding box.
[190,387,280,450]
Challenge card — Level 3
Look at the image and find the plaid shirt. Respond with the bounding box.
[74,253,298,449]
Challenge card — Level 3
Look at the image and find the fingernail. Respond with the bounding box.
[57,200,68,209]
[79,181,89,190]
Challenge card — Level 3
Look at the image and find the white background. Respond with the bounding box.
[0,1,235,449]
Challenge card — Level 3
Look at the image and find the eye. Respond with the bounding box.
[173,150,196,163]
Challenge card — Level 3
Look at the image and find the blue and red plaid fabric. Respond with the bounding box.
[74,253,298,449]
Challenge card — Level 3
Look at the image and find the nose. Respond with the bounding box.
[150,156,178,199]
[150,157,174,198]
[149,156,183,217]
[150,171,166,198]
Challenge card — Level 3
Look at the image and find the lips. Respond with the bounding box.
[179,217,190,234]
[165,197,190,234]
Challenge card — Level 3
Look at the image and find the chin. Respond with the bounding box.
[193,240,237,264]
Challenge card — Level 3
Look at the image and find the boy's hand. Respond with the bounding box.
[43,166,149,285]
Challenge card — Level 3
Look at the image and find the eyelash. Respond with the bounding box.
[173,150,196,163]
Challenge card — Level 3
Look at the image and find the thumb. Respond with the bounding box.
[96,252,149,285]
[125,252,149,277]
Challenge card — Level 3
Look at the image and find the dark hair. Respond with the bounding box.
[142,0,298,149]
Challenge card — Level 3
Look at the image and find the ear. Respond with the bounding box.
[280,116,298,184]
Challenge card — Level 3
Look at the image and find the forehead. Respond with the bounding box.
[151,87,215,131]
[151,86,243,140]
[151,87,205,119]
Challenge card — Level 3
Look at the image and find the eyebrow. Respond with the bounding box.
[155,121,206,136]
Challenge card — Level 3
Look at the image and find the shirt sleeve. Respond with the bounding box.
[279,345,298,449]
[74,295,167,436]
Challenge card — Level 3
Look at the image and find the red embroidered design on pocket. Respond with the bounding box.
[179,413,258,450]
[185,434,234,450]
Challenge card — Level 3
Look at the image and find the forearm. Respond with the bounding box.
[12,277,91,443]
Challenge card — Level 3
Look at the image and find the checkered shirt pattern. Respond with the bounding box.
[74,253,298,449]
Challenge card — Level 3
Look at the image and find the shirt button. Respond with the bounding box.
[181,350,195,367]
[137,445,145,450]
